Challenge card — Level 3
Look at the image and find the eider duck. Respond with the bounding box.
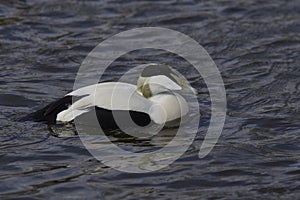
[31,64,196,130]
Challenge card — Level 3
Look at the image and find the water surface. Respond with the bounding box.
[0,0,299,199]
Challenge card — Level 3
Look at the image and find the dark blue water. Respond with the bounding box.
[1,0,300,199]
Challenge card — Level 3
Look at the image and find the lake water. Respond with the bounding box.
[0,0,299,199]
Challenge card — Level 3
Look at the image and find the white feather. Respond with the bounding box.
[147,75,182,95]
[57,82,154,122]
[57,109,89,122]
[149,93,188,122]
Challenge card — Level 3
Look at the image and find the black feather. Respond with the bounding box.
[29,96,72,123]
[78,107,151,130]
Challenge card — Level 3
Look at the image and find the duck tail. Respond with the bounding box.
[24,96,73,124]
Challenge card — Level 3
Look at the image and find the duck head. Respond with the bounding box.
[137,63,197,98]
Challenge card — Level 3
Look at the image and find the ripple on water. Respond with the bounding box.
[0,0,300,199]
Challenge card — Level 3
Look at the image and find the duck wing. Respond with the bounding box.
[56,82,153,122]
